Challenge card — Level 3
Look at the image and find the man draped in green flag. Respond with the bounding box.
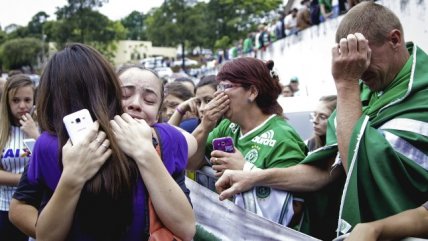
[216,1,428,239]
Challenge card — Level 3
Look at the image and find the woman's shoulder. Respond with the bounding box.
[267,115,305,142]
[153,123,187,173]
[213,118,235,133]
[28,132,61,188]
[268,115,295,131]
[154,122,179,132]
[32,132,59,167]
[35,132,58,150]
[153,123,186,142]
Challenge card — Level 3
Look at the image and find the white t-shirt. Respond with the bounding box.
[284,14,297,35]
[0,126,31,211]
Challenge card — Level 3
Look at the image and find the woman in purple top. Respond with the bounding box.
[27,44,196,241]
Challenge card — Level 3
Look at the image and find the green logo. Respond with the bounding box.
[244,149,258,163]
[256,186,271,199]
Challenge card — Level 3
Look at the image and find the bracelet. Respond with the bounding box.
[176,107,185,115]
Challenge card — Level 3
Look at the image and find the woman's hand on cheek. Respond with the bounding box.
[201,92,230,130]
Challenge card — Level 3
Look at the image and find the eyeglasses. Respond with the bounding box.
[217,83,241,91]
[310,112,329,121]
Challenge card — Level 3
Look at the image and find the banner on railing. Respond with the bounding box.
[186,177,320,241]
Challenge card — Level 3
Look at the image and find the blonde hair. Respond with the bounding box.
[307,95,337,151]
[0,74,34,151]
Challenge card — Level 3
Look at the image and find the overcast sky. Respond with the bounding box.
[0,0,163,28]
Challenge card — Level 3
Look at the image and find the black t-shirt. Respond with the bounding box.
[13,164,51,210]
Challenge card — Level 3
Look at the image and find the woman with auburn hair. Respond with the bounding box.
[188,57,307,228]
[23,44,195,241]
[0,74,39,241]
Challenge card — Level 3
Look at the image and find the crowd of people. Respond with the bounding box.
[218,0,373,64]
[0,1,427,241]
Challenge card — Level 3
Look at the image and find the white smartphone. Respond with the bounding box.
[63,109,94,145]
[23,138,36,153]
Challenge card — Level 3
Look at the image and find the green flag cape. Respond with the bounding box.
[301,43,428,237]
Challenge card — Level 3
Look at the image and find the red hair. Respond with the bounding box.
[217,57,283,115]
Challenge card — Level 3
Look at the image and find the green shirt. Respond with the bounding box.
[302,43,428,237]
[318,0,332,12]
[243,38,253,53]
[206,115,307,169]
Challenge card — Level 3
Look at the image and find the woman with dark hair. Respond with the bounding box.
[188,57,307,227]
[162,82,194,121]
[0,74,39,241]
[306,95,337,152]
[25,44,195,241]
[162,82,199,132]
[168,75,218,127]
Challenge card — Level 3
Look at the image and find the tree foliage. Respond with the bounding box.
[204,0,282,49]
[0,38,43,70]
[145,0,208,49]
[121,11,146,40]
[52,0,121,59]
[0,0,283,71]
[145,0,281,50]
[27,11,50,38]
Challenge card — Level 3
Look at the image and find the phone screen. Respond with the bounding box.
[212,137,234,153]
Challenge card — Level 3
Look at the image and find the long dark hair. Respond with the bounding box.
[37,43,138,239]
[196,75,217,91]
[216,57,283,116]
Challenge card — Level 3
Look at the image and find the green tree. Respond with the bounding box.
[4,24,29,40]
[55,0,108,43]
[0,38,43,70]
[145,0,207,69]
[0,28,6,46]
[51,0,124,60]
[145,0,281,51]
[28,11,50,38]
[205,0,282,49]
[121,11,146,40]
[55,8,112,44]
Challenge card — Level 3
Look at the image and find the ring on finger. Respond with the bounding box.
[101,143,109,149]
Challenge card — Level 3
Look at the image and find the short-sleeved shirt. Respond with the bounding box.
[27,123,188,241]
[206,115,307,169]
[179,117,199,133]
[0,126,31,211]
[12,164,43,208]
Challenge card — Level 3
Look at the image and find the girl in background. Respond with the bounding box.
[306,95,337,151]
[168,75,218,127]
[0,74,39,241]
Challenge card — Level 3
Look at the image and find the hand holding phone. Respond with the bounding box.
[212,137,234,153]
[63,109,94,145]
